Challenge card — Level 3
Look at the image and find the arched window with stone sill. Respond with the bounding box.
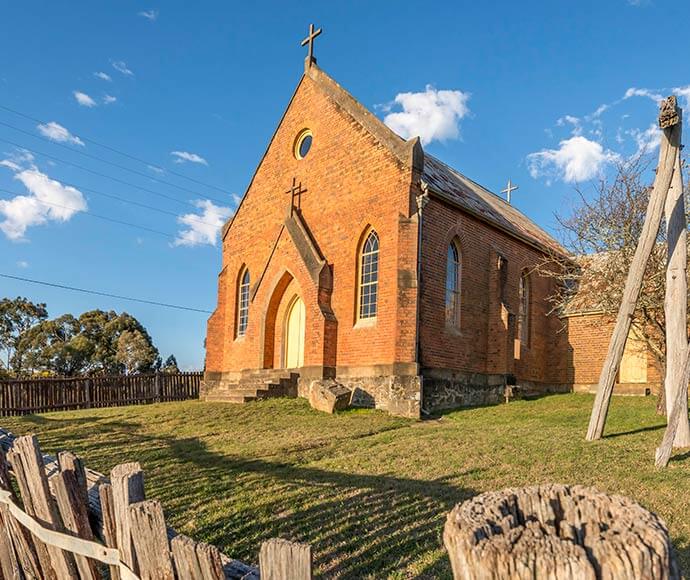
[518,270,531,345]
[357,230,379,321]
[446,239,462,328]
[236,267,250,338]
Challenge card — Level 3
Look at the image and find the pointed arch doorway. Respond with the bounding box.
[283,295,305,369]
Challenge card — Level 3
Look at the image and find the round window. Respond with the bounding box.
[294,130,313,159]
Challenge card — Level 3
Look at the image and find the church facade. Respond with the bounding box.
[202,57,576,418]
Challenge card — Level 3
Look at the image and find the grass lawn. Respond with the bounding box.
[2,394,689,578]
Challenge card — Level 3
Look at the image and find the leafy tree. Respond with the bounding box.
[162,354,180,373]
[15,314,92,376]
[0,297,48,375]
[115,330,158,375]
[6,306,160,377]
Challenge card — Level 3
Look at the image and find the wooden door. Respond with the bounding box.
[620,329,648,383]
[284,296,305,369]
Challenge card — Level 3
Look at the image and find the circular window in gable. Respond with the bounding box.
[294,129,313,160]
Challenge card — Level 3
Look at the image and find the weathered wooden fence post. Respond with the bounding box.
[98,482,121,580]
[111,462,145,575]
[663,119,690,448]
[155,372,162,403]
[84,378,92,409]
[128,499,175,579]
[444,485,679,579]
[53,468,101,579]
[260,538,313,580]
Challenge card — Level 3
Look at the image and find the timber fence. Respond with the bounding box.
[0,372,201,416]
[0,429,312,579]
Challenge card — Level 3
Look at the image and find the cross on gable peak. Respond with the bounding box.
[501,179,519,204]
[301,23,323,68]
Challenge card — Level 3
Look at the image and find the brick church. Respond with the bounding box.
[202,32,656,418]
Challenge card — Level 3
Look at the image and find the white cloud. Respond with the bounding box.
[94,71,112,82]
[0,156,87,240]
[556,115,582,135]
[673,85,690,109]
[73,91,97,107]
[37,122,84,146]
[16,260,28,269]
[147,165,165,175]
[138,9,158,20]
[174,200,232,247]
[628,123,661,155]
[527,136,620,184]
[112,60,134,76]
[103,94,117,105]
[170,151,208,165]
[231,193,242,206]
[383,85,471,145]
[623,87,663,104]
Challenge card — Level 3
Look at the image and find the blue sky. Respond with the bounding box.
[1,0,688,369]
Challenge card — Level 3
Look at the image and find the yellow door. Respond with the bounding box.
[620,328,647,383]
[284,296,305,369]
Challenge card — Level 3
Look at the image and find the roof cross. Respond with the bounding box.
[301,23,323,66]
[501,179,519,204]
[286,177,307,215]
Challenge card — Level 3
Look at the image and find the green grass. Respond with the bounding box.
[3,394,689,578]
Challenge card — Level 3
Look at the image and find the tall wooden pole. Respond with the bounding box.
[586,97,682,441]
[656,342,690,467]
[663,129,690,448]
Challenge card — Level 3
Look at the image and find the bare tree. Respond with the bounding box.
[539,154,689,411]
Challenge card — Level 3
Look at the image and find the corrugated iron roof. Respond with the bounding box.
[422,155,567,256]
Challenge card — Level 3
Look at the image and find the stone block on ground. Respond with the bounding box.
[308,380,352,414]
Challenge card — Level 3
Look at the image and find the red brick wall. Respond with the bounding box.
[205,73,418,375]
[419,198,566,385]
[565,314,662,392]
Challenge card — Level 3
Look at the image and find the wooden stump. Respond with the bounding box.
[443,485,679,579]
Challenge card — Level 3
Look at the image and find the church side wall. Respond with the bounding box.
[419,197,568,412]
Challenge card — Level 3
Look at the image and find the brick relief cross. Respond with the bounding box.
[286,177,307,215]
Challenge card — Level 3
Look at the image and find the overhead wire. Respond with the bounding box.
[0,273,213,314]
[0,103,231,195]
[0,136,221,210]
[0,188,176,239]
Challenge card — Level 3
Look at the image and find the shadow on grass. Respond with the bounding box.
[162,434,468,577]
[50,416,462,578]
[604,423,665,438]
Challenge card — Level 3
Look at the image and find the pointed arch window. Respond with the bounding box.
[237,268,250,337]
[358,230,379,320]
[518,271,530,345]
[446,240,462,327]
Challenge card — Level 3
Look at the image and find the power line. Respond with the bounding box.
[0,189,176,239]
[0,118,229,205]
[0,103,231,195]
[0,167,221,227]
[0,136,219,210]
[0,273,213,314]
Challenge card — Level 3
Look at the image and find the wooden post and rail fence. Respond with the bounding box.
[0,429,313,580]
[0,372,202,417]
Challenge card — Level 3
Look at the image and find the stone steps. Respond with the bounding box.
[204,371,299,404]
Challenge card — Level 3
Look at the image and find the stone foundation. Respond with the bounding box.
[421,368,570,413]
[573,382,658,396]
